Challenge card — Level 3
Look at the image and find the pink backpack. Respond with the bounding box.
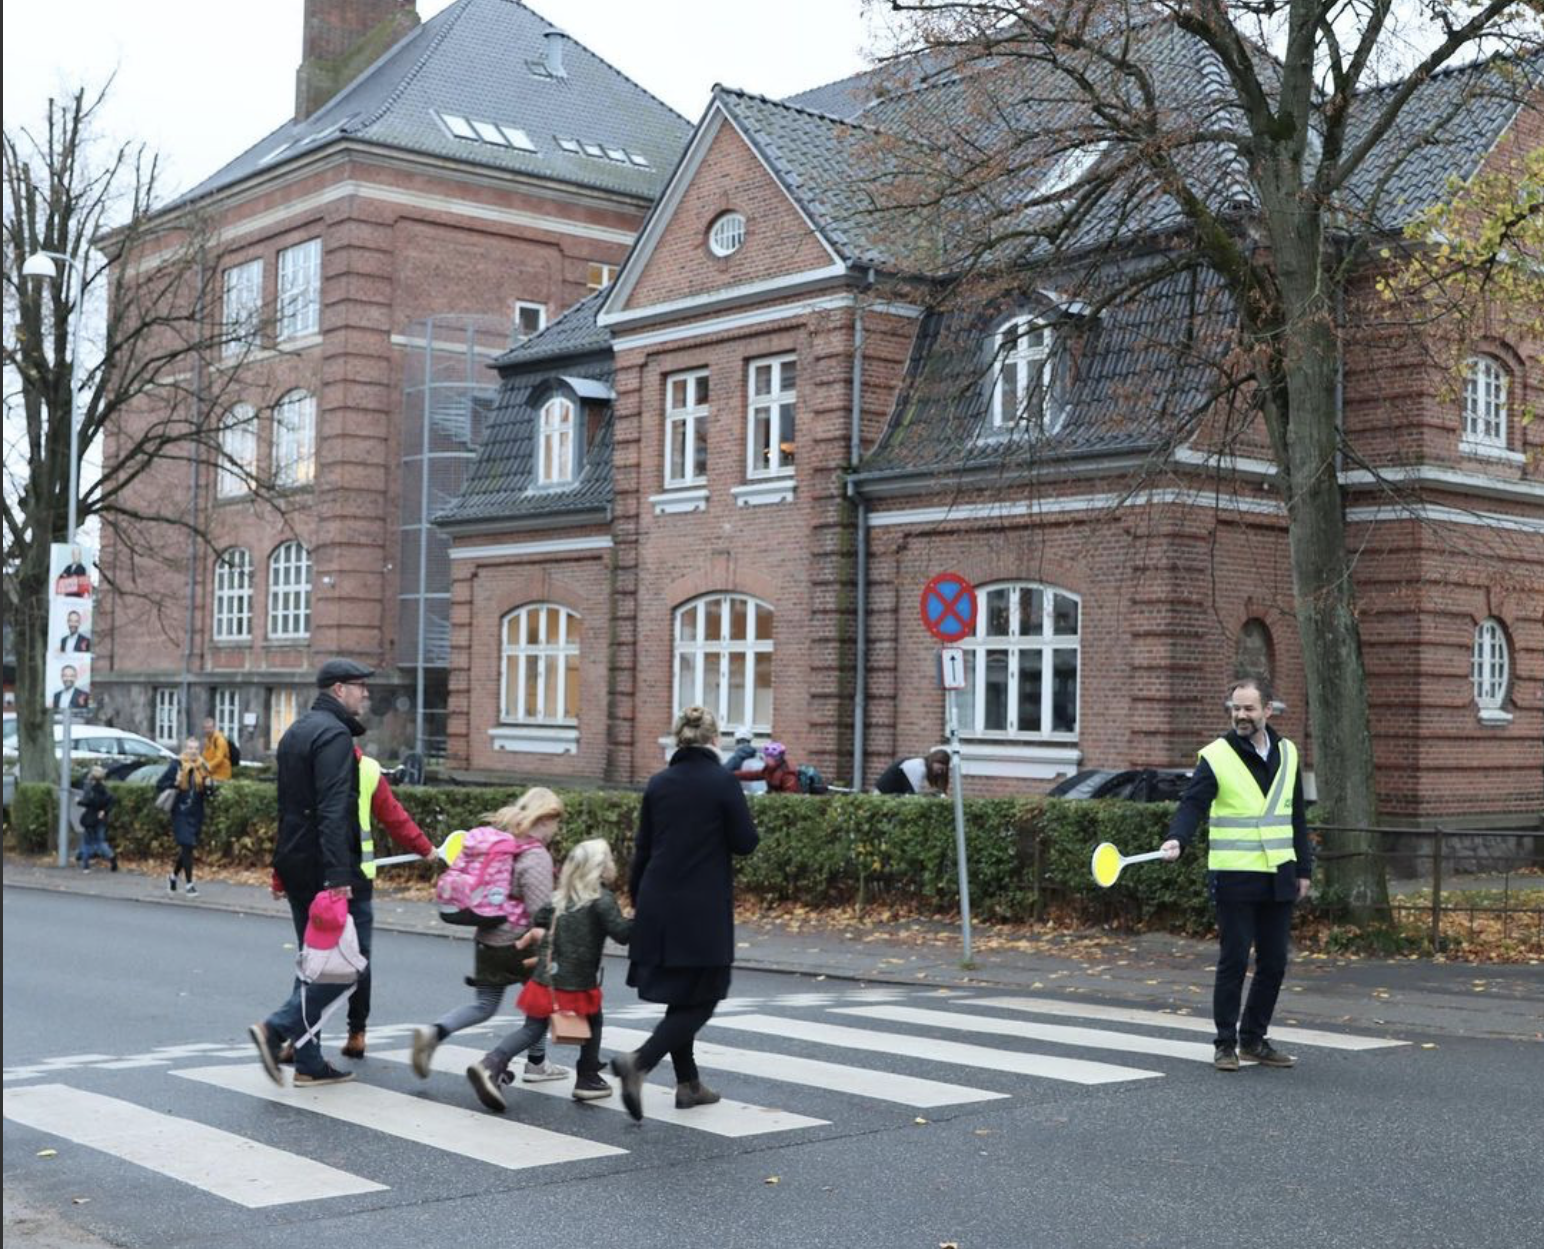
[434,826,542,929]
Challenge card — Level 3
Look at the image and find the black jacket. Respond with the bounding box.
[628,746,759,969]
[79,780,113,829]
[1167,726,1313,897]
[272,692,365,895]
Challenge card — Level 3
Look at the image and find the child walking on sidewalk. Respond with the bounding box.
[466,839,632,1113]
[410,789,568,1084]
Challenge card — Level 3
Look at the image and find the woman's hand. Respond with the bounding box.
[515,927,546,949]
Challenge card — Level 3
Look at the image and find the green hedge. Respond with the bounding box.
[9,779,1212,930]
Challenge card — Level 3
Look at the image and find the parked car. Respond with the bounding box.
[1047,768,1192,802]
[4,723,176,778]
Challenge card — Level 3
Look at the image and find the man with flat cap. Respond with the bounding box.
[250,659,377,1086]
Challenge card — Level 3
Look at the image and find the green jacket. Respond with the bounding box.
[530,891,633,991]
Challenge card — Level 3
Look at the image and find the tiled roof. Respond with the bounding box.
[857,262,1237,479]
[172,0,691,208]
[491,288,610,367]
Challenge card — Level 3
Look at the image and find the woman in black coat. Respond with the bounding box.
[611,705,758,1120]
[157,737,214,897]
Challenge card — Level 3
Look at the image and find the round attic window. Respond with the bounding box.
[708,211,746,257]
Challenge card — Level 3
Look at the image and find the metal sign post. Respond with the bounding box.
[921,577,977,967]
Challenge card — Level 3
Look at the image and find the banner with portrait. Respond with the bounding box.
[48,542,96,712]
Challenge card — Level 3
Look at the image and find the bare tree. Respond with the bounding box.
[858,0,1541,917]
[4,84,279,784]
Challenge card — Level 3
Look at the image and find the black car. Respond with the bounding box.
[1047,768,1192,802]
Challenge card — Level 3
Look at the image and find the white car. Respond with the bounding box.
[3,723,176,776]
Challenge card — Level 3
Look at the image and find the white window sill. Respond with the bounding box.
[276,331,323,352]
[733,478,795,507]
[489,724,579,755]
[651,487,709,515]
[1459,439,1522,465]
[958,741,1082,780]
[1477,708,1514,727]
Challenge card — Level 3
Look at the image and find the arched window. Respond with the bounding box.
[1462,356,1508,450]
[1472,618,1510,719]
[267,541,312,640]
[272,390,316,488]
[217,404,258,498]
[538,396,575,485]
[991,316,1064,435]
[1236,618,1274,684]
[958,582,1080,737]
[674,593,773,731]
[213,548,253,641]
[501,604,581,723]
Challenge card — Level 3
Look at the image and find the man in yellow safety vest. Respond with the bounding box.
[1161,676,1313,1072]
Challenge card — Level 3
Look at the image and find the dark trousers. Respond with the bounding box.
[1214,893,1294,1046]
[173,844,195,882]
[635,1002,717,1084]
[285,890,373,1034]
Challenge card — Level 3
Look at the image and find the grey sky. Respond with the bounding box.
[2,0,883,200]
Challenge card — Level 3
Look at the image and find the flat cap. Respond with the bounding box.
[316,658,374,688]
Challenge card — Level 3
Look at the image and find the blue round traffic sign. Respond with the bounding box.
[920,571,976,643]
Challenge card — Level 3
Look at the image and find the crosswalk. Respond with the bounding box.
[5,987,1407,1210]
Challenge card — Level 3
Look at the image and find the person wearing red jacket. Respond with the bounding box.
[272,749,434,1059]
[733,741,802,793]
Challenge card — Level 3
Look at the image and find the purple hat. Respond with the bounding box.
[763,742,786,759]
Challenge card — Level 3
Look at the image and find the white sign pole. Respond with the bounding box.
[945,685,974,964]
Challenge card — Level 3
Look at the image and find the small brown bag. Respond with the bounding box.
[540,908,592,1045]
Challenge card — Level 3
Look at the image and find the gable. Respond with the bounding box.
[612,114,844,317]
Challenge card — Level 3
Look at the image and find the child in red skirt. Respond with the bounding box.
[466,839,632,1112]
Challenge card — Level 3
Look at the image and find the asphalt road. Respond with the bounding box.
[4,887,1542,1249]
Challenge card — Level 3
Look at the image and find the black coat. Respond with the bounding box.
[272,692,365,896]
[628,746,759,969]
[156,762,210,847]
[79,780,113,830]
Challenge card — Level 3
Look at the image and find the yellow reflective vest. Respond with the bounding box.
[357,756,382,881]
[1199,736,1298,873]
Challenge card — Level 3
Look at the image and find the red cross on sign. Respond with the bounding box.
[920,572,977,643]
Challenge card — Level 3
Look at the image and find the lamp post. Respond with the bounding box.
[24,248,88,869]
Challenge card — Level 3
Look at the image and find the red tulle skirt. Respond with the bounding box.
[515,980,603,1019]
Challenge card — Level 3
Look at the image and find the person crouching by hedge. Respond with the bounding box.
[76,766,118,872]
[157,737,213,896]
[873,749,951,796]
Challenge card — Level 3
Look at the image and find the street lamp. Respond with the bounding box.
[25,248,87,869]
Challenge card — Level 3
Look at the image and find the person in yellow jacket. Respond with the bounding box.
[1160,676,1313,1072]
[201,717,232,781]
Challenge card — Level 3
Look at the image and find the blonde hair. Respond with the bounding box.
[554,838,615,911]
[88,766,107,781]
[484,786,564,842]
[673,704,719,748]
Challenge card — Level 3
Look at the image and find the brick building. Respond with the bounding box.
[441,26,1541,824]
[93,0,690,756]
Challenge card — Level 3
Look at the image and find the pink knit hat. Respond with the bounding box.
[303,892,349,951]
[763,742,786,760]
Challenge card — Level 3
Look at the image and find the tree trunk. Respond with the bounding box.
[12,537,57,786]
[1279,294,1389,923]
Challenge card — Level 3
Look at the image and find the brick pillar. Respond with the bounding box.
[295,0,419,121]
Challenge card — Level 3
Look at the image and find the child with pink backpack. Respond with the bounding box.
[409,788,569,1085]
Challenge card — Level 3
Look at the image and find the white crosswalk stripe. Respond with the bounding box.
[4,1083,386,1207]
[374,1046,829,1136]
[709,1013,1165,1084]
[173,1064,627,1168]
[962,996,1409,1049]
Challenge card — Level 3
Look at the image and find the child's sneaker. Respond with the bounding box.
[521,1058,570,1083]
[466,1056,508,1112]
[293,1064,354,1087]
[168,874,177,893]
[410,1026,439,1079]
[184,883,199,897]
[571,1072,613,1101]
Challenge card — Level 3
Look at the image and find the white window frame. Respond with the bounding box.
[537,396,576,486]
[991,316,1062,433]
[217,404,258,498]
[664,369,710,489]
[213,688,241,742]
[586,262,619,291]
[746,355,796,479]
[267,542,312,641]
[212,548,253,642]
[276,238,321,339]
[222,258,262,356]
[709,212,746,257]
[514,301,546,341]
[154,688,182,746]
[272,390,316,488]
[1462,356,1508,450]
[1472,617,1510,717]
[673,593,774,732]
[500,604,582,725]
[268,688,299,751]
[959,582,1081,740]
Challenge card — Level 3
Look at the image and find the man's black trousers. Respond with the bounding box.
[1213,885,1295,1047]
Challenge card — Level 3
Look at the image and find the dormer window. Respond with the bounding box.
[709,212,746,257]
[538,397,576,486]
[991,316,1064,434]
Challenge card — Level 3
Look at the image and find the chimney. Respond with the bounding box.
[295,0,420,121]
[542,30,568,79]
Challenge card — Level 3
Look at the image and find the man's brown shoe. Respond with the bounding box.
[674,1080,722,1109]
[1214,1042,1240,1072]
[341,1031,366,1060]
[1240,1039,1296,1067]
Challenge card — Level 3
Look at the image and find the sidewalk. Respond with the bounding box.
[4,856,1540,1040]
